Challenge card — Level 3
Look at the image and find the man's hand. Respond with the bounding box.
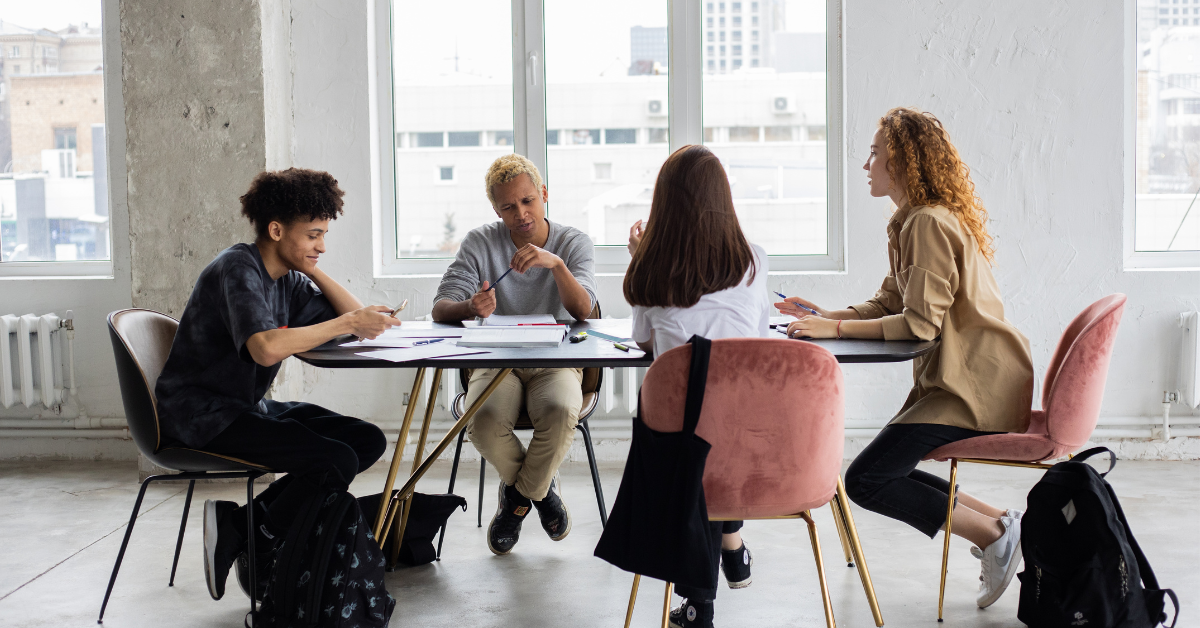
[786,315,839,339]
[774,296,828,319]
[341,305,400,340]
[469,281,497,318]
[628,220,644,257]
[510,244,563,274]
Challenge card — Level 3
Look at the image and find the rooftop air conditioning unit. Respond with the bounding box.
[647,99,666,117]
[772,95,796,115]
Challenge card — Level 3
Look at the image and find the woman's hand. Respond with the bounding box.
[627,220,644,257]
[774,296,828,319]
[786,315,839,339]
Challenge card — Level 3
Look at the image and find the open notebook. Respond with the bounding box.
[457,327,567,348]
[480,314,558,326]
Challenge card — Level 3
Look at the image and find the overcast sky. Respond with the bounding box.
[395,0,825,84]
[0,0,102,32]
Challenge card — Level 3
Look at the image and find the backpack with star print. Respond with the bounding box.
[250,486,395,628]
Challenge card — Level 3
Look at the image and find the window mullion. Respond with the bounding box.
[668,0,703,152]
[512,0,548,192]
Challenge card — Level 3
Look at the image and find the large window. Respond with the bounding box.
[1131,0,1200,266]
[0,3,111,269]
[378,0,842,274]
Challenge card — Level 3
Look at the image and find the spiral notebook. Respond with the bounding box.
[456,327,567,348]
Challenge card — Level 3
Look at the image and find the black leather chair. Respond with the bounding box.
[436,304,608,558]
[100,309,269,622]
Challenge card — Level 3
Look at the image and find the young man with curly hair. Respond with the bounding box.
[432,154,596,555]
[154,168,397,601]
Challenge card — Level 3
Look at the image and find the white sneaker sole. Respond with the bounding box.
[202,500,221,600]
[977,539,1022,608]
[726,554,754,589]
[547,499,572,542]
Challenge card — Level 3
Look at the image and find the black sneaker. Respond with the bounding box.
[532,476,571,541]
[234,528,277,602]
[668,597,714,628]
[487,481,531,555]
[721,543,753,589]
[202,500,243,601]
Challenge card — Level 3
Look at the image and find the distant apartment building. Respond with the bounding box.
[701,0,783,74]
[629,26,667,76]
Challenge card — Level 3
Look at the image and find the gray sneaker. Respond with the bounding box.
[976,515,1022,608]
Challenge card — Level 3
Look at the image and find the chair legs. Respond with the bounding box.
[98,471,262,624]
[478,457,487,528]
[435,429,468,559]
[578,419,608,527]
[802,510,837,628]
[168,480,196,586]
[829,494,855,568]
[660,581,674,628]
[938,459,959,622]
[624,574,642,628]
[245,476,258,616]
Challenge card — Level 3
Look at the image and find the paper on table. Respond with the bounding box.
[341,338,458,349]
[355,345,489,363]
[480,314,558,326]
[458,327,566,348]
[770,316,797,326]
[367,327,466,339]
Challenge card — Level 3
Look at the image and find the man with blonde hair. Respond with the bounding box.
[432,154,596,554]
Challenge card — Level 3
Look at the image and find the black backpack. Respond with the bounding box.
[1017,447,1179,628]
[251,487,396,628]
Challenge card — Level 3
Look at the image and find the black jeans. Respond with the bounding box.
[675,521,744,601]
[199,400,387,540]
[844,423,997,539]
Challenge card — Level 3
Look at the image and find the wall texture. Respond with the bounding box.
[120,0,265,317]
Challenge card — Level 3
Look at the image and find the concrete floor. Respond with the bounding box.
[0,458,1194,628]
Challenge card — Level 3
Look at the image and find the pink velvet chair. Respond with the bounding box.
[623,338,883,628]
[922,293,1127,620]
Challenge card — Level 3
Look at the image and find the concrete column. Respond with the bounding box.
[120,0,292,477]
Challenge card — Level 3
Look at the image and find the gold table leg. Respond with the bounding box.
[372,368,426,540]
[624,574,641,628]
[660,581,673,628]
[836,476,884,626]
[390,368,443,565]
[830,494,855,567]
[379,368,514,548]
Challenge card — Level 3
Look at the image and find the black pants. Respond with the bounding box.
[675,520,744,601]
[844,423,997,539]
[200,400,387,540]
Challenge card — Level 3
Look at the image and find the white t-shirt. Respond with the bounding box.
[632,244,771,357]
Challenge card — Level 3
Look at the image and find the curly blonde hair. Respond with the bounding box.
[879,107,995,263]
[484,153,544,207]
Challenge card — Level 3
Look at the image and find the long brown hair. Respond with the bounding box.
[879,107,995,263]
[624,144,757,308]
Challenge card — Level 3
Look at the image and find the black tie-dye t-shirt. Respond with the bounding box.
[155,243,336,448]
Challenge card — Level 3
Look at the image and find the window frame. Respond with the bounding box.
[0,0,125,279]
[371,0,846,277]
[1124,0,1200,271]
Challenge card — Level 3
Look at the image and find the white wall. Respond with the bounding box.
[286,0,1198,432]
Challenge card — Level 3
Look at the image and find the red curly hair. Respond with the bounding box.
[879,107,995,263]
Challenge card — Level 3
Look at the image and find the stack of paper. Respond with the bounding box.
[480,314,559,327]
[354,344,488,363]
[457,327,567,348]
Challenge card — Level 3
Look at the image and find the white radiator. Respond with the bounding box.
[1,312,75,409]
[1183,312,1200,409]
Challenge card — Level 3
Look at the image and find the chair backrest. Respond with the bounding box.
[1041,294,1127,449]
[108,308,179,455]
[640,338,844,519]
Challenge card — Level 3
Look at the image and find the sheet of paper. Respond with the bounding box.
[355,345,489,363]
[368,327,466,339]
[341,338,459,349]
[480,314,558,326]
[770,316,797,326]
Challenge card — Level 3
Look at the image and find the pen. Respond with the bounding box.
[414,338,445,346]
[774,291,819,316]
[486,268,514,291]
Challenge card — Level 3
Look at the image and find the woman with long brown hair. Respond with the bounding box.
[777,108,1034,608]
[626,144,771,628]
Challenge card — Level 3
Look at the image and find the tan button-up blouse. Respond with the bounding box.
[849,204,1034,433]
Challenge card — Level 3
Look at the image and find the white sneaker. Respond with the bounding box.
[976,515,1022,608]
[1006,508,1024,521]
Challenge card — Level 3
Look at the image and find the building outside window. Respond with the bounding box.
[384,0,839,267]
[1134,1,1200,255]
[0,8,109,265]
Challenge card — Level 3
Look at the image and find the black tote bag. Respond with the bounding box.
[593,335,718,591]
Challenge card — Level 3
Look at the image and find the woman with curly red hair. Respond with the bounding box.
[776,108,1034,608]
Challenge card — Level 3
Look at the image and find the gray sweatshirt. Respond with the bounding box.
[434,219,597,320]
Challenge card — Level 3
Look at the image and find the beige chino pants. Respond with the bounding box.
[464,367,583,501]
